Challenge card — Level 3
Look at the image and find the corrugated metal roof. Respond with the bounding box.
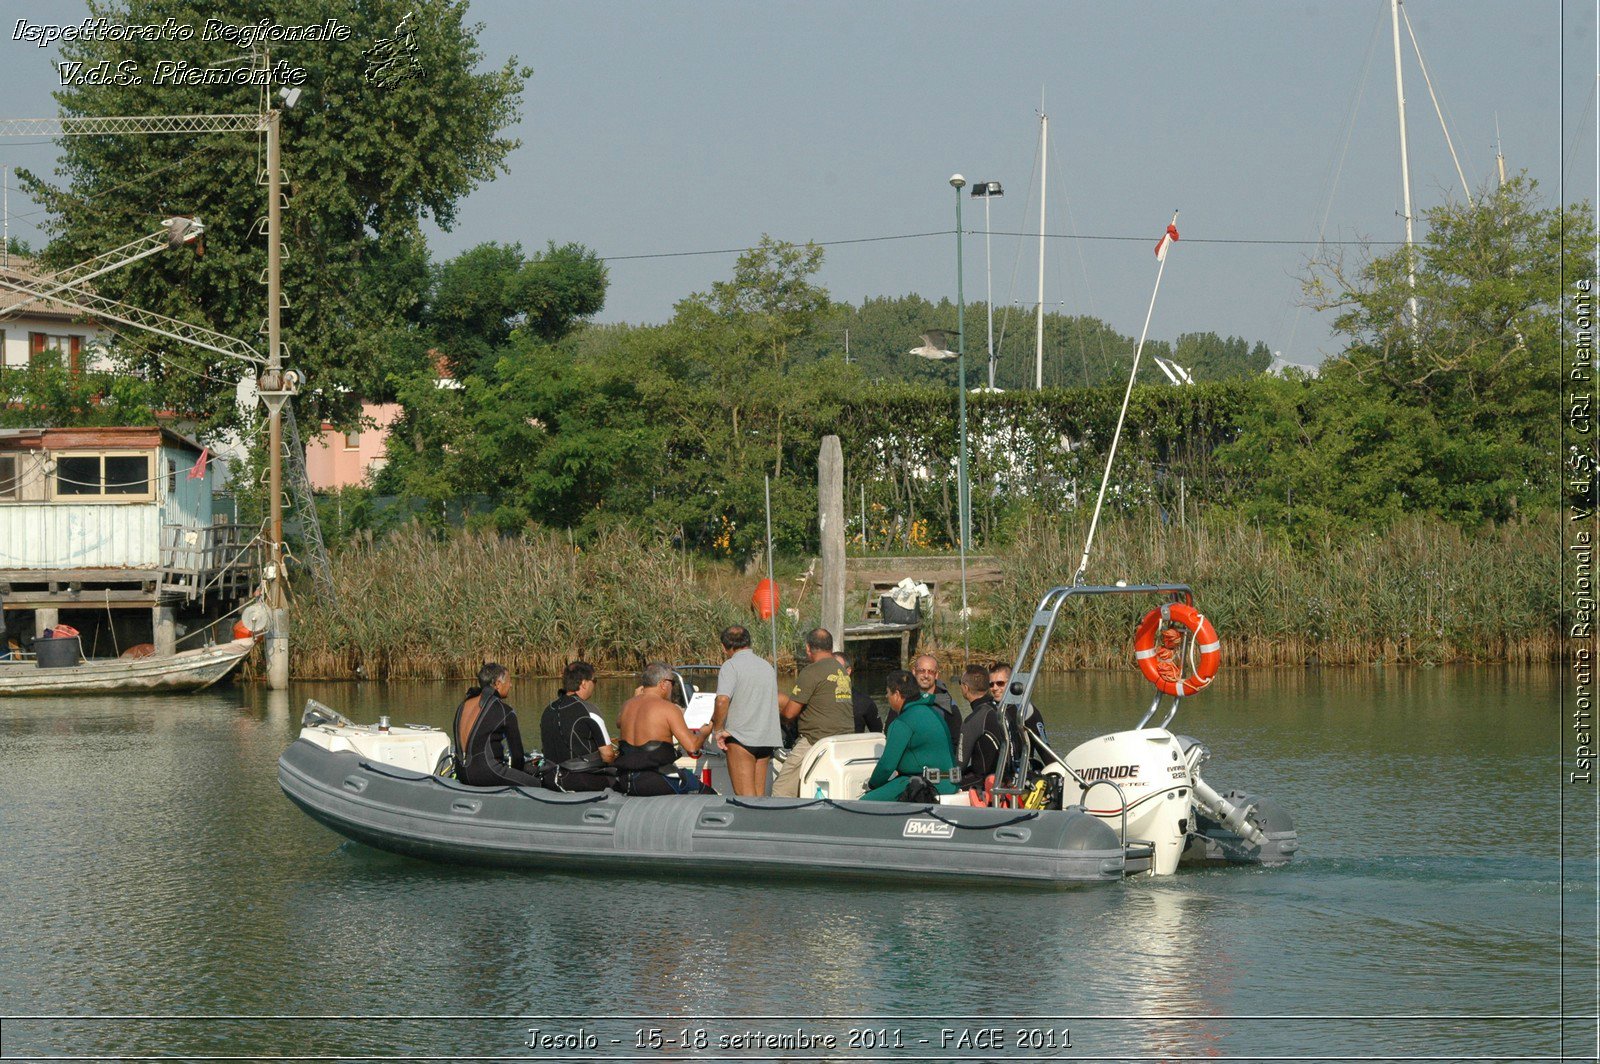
[0,426,204,454]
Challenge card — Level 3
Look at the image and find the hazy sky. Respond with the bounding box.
[2,0,1595,368]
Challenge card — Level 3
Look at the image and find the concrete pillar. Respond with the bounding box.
[34,608,58,639]
[818,435,846,650]
[267,606,290,689]
[153,605,176,657]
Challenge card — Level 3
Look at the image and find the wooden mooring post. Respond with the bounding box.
[819,435,845,650]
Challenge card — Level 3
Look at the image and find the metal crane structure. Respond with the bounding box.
[0,219,263,367]
[0,100,300,688]
[1,215,204,316]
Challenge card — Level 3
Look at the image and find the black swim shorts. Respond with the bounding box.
[724,736,775,759]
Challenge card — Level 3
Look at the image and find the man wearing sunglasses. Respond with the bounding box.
[989,663,1047,742]
[958,662,1048,792]
[886,653,961,759]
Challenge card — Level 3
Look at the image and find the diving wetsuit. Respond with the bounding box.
[958,695,1004,789]
[611,740,711,796]
[962,700,1048,790]
[539,693,614,792]
[862,694,959,802]
[453,687,541,787]
[884,682,960,760]
[852,687,883,733]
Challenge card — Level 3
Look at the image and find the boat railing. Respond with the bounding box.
[1080,777,1138,851]
[1135,691,1182,730]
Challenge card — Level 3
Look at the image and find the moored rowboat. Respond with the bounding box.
[0,636,255,696]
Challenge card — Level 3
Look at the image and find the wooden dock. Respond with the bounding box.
[842,618,920,668]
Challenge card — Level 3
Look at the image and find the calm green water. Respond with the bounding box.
[0,666,1592,1062]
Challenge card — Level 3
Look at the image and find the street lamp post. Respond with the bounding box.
[971,181,1004,388]
[950,174,969,653]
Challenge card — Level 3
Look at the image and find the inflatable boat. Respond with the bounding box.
[279,583,1297,883]
[277,715,1128,886]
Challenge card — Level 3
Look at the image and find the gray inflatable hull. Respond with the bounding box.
[279,740,1127,886]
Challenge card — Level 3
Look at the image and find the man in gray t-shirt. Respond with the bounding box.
[712,624,781,796]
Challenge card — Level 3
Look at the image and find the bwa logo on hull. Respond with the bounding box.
[903,818,956,839]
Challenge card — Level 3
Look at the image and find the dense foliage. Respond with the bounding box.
[18,0,528,433]
[361,180,1576,559]
[291,511,1560,680]
[14,30,1577,572]
[1227,177,1586,538]
[0,352,159,428]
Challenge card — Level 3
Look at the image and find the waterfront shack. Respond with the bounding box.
[0,426,257,659]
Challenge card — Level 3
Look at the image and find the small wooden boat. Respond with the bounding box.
[0,636,255,696]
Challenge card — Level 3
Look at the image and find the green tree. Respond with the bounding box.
[1226,176,1588,536]
[1172,332,1272,381]
[20,0,528,433]
[428,241,607,379]
[692,235,828,371]
[0,352,160,428]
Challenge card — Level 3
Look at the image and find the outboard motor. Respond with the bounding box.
[1179,735,1263,844]
[1178,735,1299,866]
[1063,728,1193,876]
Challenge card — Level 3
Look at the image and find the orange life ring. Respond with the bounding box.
[1133,602,1220,697]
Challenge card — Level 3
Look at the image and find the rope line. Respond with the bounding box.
[355,760,611,805]
[723,793,1040,829]
[600,230,1403,263]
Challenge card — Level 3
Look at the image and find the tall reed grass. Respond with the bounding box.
[292,525,768,680]
[973,512,1559,669]
[288,514,1559,680]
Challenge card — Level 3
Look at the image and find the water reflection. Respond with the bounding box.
[0,666,1576,1063]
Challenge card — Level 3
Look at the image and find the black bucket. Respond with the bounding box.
[879,595,921,625]
[35,636,82,669]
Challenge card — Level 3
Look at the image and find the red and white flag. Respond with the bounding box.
[187,447,209,480]
[1154,223,1181,261]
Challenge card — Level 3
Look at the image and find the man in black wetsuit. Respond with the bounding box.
[453,662,541,787]
[539,660,616,791]
[957,663,1004,790]
[989,662,1048,742]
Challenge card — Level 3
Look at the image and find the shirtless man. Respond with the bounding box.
[613,662,714,795]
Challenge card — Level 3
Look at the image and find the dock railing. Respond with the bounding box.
[158,522,260,606]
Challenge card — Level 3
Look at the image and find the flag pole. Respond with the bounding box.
[1074,210,1180,586]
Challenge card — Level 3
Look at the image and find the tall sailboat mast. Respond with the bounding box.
[1495,114,1507,187]
[1390,0,1418,325]
[1035,108,1047,389]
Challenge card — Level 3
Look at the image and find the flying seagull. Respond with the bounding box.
[909,329,957,361]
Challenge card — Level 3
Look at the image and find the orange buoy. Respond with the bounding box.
[751,578,779,620]
[1133,601,1220,697]
[232,620,254,640]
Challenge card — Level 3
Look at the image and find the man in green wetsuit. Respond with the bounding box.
[861,669,959,802]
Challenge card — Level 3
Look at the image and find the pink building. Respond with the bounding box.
[304,402,401,491]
